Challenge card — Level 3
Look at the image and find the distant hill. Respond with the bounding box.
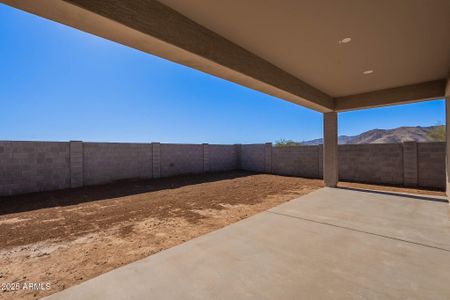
[302,126,444,145]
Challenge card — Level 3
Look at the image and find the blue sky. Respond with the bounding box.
[0,4,445,144]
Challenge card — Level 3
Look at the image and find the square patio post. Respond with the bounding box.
[446,88,450,199]
[323,112,338,187]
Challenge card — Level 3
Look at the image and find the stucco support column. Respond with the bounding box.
[446,75,450,201]
[446,98,450,198]
[323,112,338,187]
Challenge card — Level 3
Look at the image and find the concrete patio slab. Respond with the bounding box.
[270,187,450,251]
[45,188,450,300]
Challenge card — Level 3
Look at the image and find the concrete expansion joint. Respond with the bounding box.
[266,210,450,253]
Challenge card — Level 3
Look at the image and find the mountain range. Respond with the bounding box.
[302,125,444,145]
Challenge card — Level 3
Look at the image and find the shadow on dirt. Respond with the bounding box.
[0,171,256,215]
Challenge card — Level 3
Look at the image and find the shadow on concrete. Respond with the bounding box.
[337,186,448,203]
[0,171,255,216]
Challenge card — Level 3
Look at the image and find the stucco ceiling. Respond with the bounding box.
[159,0,450,98]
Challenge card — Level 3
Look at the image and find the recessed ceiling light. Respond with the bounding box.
[338,37,352,44]
[363,70,374,75]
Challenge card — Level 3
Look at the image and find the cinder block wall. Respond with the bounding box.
[240,144,266,172]
[272,146,320,178]
[338,144,404,185]
[270,142,445,189]
[83,142,153,185]
[0,141,71,195]
[417,142,446,189]
[0,141,243,196]
[160,144,204,177]
[0,140,446,196]
[208,144,239,172]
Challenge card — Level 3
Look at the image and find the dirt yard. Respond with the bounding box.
[0,171,324,299]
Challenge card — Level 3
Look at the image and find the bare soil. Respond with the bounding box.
[0,171,323,300]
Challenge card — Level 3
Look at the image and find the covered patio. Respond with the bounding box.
[44,187,450,299]
[1,0,449,299]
